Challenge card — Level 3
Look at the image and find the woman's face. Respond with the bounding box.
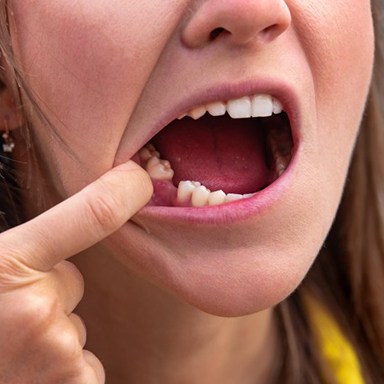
[9,1,374,315]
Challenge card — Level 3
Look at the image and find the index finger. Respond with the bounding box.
[0,161,153,271]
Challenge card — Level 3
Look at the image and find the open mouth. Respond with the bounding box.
[136,94,294,208]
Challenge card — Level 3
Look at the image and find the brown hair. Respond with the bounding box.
[0,1,383,383]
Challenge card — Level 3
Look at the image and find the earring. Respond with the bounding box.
[2,119,15,153]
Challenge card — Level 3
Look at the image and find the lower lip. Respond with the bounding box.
[136,152,298,225]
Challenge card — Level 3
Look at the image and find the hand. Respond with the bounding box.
[0,161,152,384]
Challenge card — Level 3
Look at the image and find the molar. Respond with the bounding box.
[141,146,174,181]
[147,162,174,181]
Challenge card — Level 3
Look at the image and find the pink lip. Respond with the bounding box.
[136,154,298,225]
[125,78,302,225]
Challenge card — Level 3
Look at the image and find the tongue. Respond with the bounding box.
[152,115,269,194]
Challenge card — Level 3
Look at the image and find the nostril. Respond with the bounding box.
[209,27,226,41]
[261,24,283,42]
[182,1,291,49]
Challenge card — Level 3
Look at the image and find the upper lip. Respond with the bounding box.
[116,77,301,164]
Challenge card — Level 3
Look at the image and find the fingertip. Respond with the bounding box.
[111,160,153,211]
[121,160,153,199]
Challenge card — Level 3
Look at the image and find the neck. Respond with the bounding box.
[74,248,279,384]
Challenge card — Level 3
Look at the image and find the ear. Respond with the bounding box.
[0,79,24,132]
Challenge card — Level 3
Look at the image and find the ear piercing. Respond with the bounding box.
[2,120,15,153]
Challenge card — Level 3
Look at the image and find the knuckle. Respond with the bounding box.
[0,251,35,289]
[85,184,125,234]
[56,261,85,296]
[49,325,82,359]
[83,350,106,383]
[14,293,59,336]
[0,286,63,346]
[69,313,87,340]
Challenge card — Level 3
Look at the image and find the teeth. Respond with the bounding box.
[252,95,273,117]
[206,101,226,117]
[144,151,174,181]
[208,190,226,206]
[181,94,284,120]
[139,90,289,207]
[177,181,200,204]
[227,96,252,119]
[177,181,255,207]
[272,98,283,114]
[138,142,279,207]
[225,193,244,203]
[146,156,174,181]
[191,185,211,207]
[189,106,207,120]
[147,163,174,181]
[138,147,152,161]
[146,143,156,152]
[146,156,160,169]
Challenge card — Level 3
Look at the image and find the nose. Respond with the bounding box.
[182,0,291,48]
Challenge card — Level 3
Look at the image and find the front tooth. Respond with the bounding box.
[272,98,283,114]
[208,190,226,206]
[147,163,174,181]
[227,96,252,119]
[252,95,273,117]
[191,185,210,207]
[206,101,226,117]
[188,106,207,120]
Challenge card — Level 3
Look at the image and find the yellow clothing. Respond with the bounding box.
[307,299,365,384]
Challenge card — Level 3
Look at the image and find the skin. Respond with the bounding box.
[0,0,374,383]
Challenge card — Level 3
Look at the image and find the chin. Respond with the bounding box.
[104,214,325,318]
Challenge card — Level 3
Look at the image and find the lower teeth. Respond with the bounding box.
[138,143,286,208]
[177,181,255,207]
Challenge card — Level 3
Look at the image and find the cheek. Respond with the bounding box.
[293,0,374,191]
[9,0,185,196]
[10,1,181,153]
[293,0,374,119]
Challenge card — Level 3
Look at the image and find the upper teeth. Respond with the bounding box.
[179,94,283,120]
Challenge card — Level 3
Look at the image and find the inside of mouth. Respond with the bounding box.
[137,113,293,207]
